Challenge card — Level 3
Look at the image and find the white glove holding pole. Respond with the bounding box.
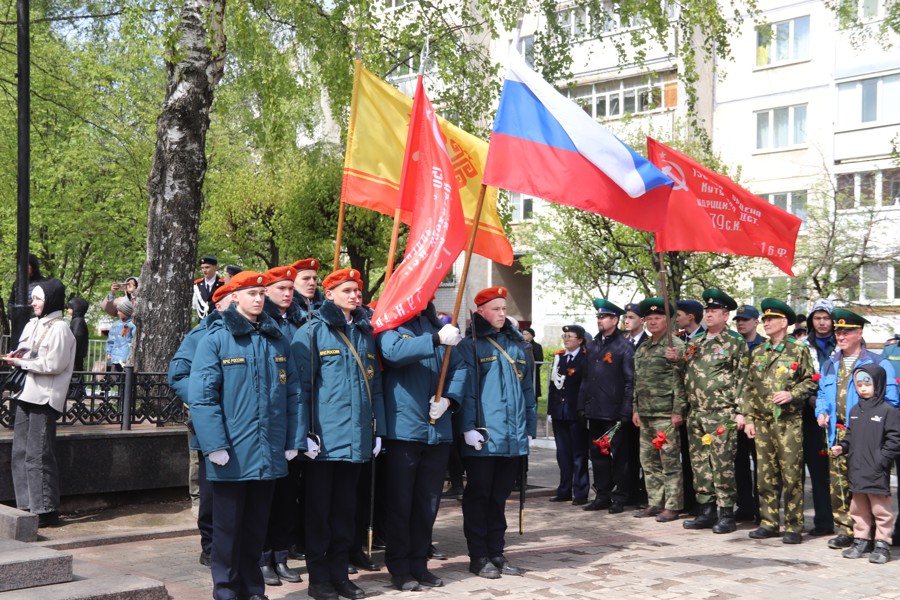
[284,449,298,461]
[437,324,463,346]
[428,396,451,420]
[463,430,485,450]
[304,437,320,460]
[373,436,382,457]
[208,450,229,466]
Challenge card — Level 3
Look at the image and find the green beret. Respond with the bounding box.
[638,298,673,318]
[832,308,869,329]
[592,298,624,316]
[702,289,737,311]
[760,298,796,326]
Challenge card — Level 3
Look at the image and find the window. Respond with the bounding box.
[516,36,535,68]
[567,71,678,121]
[761,190,807,221]
[752,277,805,310]
[849,263,900,303]
[755,105,806,150]
[554,8,588,37]
[837,74,900,127]
[836,169,900,209]
[859,0,882,19]
[509,192,535,222]
[755,16,810,66]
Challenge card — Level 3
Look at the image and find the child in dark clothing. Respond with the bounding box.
[832,363,900,563]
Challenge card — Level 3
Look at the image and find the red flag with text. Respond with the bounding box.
[648,138,802,276]
[371,77,467,334]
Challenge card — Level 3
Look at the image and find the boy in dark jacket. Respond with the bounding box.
[832,364,900,564]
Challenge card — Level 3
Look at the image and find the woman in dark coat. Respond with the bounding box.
[67,298,89,372]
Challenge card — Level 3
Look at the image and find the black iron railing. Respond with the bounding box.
[0,367,186,430]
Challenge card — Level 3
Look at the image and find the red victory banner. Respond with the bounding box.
[371,76,467,334]
[648,137,802,276]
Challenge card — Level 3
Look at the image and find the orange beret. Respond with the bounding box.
[323,268,361,290]
[264,266,296,285]
[291,258,321,272]
[212,282,236,304]
[230,271,267,292]
[474,286,508,306]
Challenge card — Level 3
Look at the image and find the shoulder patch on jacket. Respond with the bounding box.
[222,357,246,365]
[274,356,287,363]
[319,349,341,357]
[401,334,413,339]
[480,355,497,363]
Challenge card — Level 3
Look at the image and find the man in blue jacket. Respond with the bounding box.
[458,286,536,580]
[376,303,465,591]
[188,271,306,600]
[815,308,899,550]
[168,282,235,567]
[291,268,386,600]
[578,298,636,515]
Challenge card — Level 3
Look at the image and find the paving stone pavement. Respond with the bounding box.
[30,446,900,599]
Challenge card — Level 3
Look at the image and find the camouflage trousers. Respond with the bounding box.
[755,418,804,534]
[638,417,683,511]
[688,411,736,507]
[830,452,854,536]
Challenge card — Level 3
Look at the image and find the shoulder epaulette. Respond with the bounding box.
[555,349,566,355]
[727,330,744,341]
[193,277,203,284]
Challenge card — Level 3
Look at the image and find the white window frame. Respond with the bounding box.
[567,72,678,121]
[835,169,900,210]
[755,15,811,67]
[760,190,808,221]
[754,104,807,151]
[852,262,900,303]
[836,73,900,128]
[509,192,536,223]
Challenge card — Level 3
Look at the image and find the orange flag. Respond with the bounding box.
[341,61,513,266]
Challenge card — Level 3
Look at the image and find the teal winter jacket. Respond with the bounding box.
[458,313,537,458]
[376,304,467,445]
[291,300,386,462]
[188,305,306,481]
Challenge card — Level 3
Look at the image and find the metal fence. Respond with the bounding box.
[0,367,186,430]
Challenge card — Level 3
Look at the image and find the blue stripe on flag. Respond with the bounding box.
[491,80,578,153]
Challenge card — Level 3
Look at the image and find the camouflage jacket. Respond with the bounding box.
[739,338,817,424]
[634,335,687,417]
[683,329,746,413]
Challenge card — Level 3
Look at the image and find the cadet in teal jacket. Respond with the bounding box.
[377,302,466,591]
[291,268,385,600]
[187,272,306,600]
[457,286,536,581]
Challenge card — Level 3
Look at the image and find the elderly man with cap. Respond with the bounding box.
[733,304,765,524]
[737,299,817,544]
[578,299,635,514]
[193,256,225,319]
[291,268,385,600]
[631,298,685,523]
[678,289,746,534]
[169,281,236,566]
[548,324,590,506]
[188,271,306,600]
[376,302,465,591]
[675,299,705,342]
[292,258,324,324]
[457,286,536,580]
[815,308,899,550]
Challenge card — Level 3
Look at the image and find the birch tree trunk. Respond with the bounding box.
[131,0,226,372]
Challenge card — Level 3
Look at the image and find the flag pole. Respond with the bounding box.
[333,200,346,271]
[430,183,488,423]
[655,236,674,347]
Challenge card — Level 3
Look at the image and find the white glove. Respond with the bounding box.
[208,450,229,466]
[373,436,382,457]
[304,437,320,460]
[464,430,485,450]
[285,449,298,461]
[428,396,451,420]
[437,324,463,346]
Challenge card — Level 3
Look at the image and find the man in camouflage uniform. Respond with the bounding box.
[631,299,685,523]
[672,289,745,534]
[737,299,817,544]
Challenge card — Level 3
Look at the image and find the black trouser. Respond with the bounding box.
[260,470,298,566]
[305,461,362,585]
[462,456,519,559]
[802,403,833,532]
[447,411,465,488]
[624,421,647,504]
[735,429,759,518]
[588,419,631,504]
[552,418,590,501]
[680,415,697,511]
[384,441,450,577]
[210,479,275,600]
[197,453,213,556]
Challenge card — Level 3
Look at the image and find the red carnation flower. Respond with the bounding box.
[716,426,725,436]
[790,362,799,370]
[812,373,822,382]
[836,423,846,430]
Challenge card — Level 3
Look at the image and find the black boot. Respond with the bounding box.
[683,501,717,529]
[712,506,736,534]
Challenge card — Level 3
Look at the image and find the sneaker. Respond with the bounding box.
[869,540,891,564]
[842,538,874,559]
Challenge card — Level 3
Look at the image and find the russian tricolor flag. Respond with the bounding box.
[483,52,673,232]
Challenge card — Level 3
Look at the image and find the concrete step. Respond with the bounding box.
[0,539,72,592]
[0,560,167,599]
